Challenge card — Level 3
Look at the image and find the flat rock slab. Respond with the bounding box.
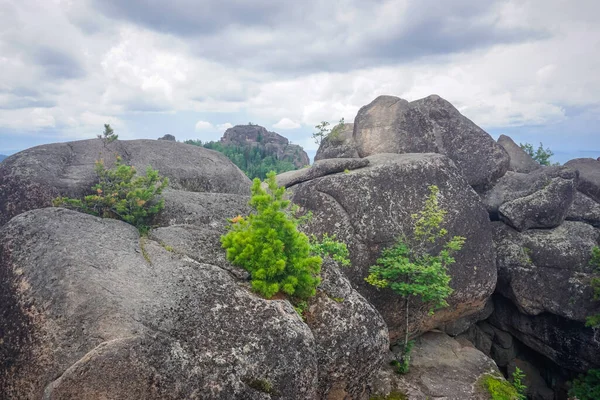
[276,158,370,188]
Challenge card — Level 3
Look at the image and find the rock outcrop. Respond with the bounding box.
[221,124,310,168]
[289,153,497,341]
[371,332,503,400]
[314,123,359,161]
[0,205,389,399]
[565,158,600,203]
[276,158,369,188]
[352,95,509,190]
[497,134,541,173]
[0,139,252,226]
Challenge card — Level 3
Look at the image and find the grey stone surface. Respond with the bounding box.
[566,190,600,227]
[314,123,360,161]
[481,166,578,216]
[565,158,600,203]
[489,296,600,372]
[290,153,496,342]
[371,332,502,400]
[498,177,575,231]
[0,139,252,226]
[276,158,369,188]
[0,208,389,399]
[497,134,541,173]
[353,95,509,190]
[492,221,600,320]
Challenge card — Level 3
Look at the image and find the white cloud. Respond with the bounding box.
[195,120,213,130]
[216,122,233,131]
[273,118,301,129]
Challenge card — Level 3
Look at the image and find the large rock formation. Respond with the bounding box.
[352,95,509,190]
[0,205,389,399]
[289,153,497,341]
[221,124,310,168]
[314,123,359,161]
[565,158,600,203]
[497,134,541,173]
[0,139,252,226]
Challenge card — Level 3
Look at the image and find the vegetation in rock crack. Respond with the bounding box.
[53,156,168,234]
[585,246,600,328]
[221,171,350,307]
[519,142,558,166]
[97,123,118,145]
[310,233,351,266]
[511,367,527,400]
[184,139,296,180]
[568,368,600,400]
[478,374,521,400]
[369,391,408,400]
[365,185,465,373]
[312,118,345,145]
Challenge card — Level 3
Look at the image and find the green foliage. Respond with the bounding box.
[97,123,118,144]
[511,367,527,400]
[479,374,520,400]
[53,156,168,233]
[245,378,275,394]
[366,185,464,313]
[366,185,464,373]
[369,391,408,400]
[569,369,600,400]
[221,172,322,300]
[310,233,351,266]
[390,340,414,374]
[519,142,558,166]
[185,139,296,180]
[312,118,345,145]
[586,246,600,328]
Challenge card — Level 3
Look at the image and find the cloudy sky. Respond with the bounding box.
[0,0,598,162]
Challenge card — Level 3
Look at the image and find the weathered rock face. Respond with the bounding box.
[497,134,541,173]
[221,124,310,168]
[306,259,389,399]
[0,206,389,399]
[567,191,600,227]
[481,166,578,218]
[498,177,575,231]
[353,95,509,190]
[493,221,600,321]
[489,296,600,372]
[314,123,359,161]
[371,332,502,400]
[565,158,600,203]
[276,158,369,188]
[0,139,252,226]
[290,153,497,342]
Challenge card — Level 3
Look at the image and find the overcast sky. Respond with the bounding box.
[0,0,598,162]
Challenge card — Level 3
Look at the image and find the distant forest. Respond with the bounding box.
[184,140,296,180]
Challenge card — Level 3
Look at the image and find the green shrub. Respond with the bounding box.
[586,246,600,328]
[310,233,351,266]
[53,156,168,233]
[370,391,408,400]
[97,123,118,145]
[221,171,322,300]
[511,367,527,400]
[569,369,600,400]
[365,185,464,373]
[519,142,558,166]
[479,374,520,400]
